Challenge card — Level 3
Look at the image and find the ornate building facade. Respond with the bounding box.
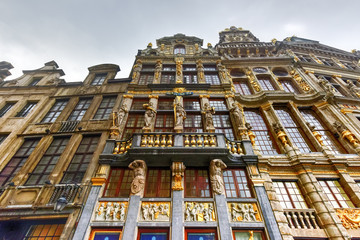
[0,27,360,240]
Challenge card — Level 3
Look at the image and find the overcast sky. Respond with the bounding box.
[1,0,359,82]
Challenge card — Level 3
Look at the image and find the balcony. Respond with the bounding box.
[48,184,83,204]
[100,133,256,167]
[283,209,327,238]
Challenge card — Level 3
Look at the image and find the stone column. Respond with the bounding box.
[171,162,185,240]
[122,160,147,240]
[209,159,232,240]
[260,170,292,240]
[297,165,350,240]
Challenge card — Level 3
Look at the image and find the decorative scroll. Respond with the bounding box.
[336,208,360,229]
[228,203,261,222]
[140,202,170,221]
[185,202,216,222]
[95,202,128,221]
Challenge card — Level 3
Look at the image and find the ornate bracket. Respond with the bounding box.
[171,162,185,191]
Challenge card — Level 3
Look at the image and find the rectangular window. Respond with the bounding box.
[185,229,217,240]
[209,100,227,111]
[0,102,16,117]
[274,107,314,153]
[131,99,148,110]
[161,74,176,84]
[90,229,122,240]
[184,114,203,133]
[184,73,198,84]
[184,99,201,111]
[103,168,132,197]
[29,77,42,86]
[15,102,37,117]
[223,169,251,198]
[300,109,346,154]
[91,73,107,86]
[0,138,40,187]
[157,99,173,110]
[205,74,220,85]
[67,97,93,121]
[26,137,70,185]
[185,169,211,198]
[122,113,144,139]
[41,99,68,123]
[273,181,308,209]
[244,109,279,155]
[233,230,264,240]
[257,76,275,91]
[137,228,169,240]
[318,180,354,208]
[144,169,171,198]
[234,80,252,95]
[93,96,116,120]
[296,54,314,63]
[0,134,7,144]
[139,73,154,85]
[280,80,299,94]
[155,114,173,132]
[61,135,99,184]
[23,223,64,240]
[213,115,234,140]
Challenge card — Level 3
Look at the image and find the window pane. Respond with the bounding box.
[67,98,93,121]
[91,73,107,85]
[93,96,116,120]
[0,102,16,117]
[185,169,210,198]
[41,99,68,123]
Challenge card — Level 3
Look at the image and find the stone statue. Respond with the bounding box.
[174,100,186,128]
[113,202,120,220]
[105,202,113,220]
[229,102,244,127]
[202,103,215,130]
[117,103,128,126]
[128,160,147,196]
[119,203,126,221]
[209,159,227,195]
[196,60,205,81]
[132,59,142,81]
[96,202,105,220]
[143,102,157,128]
[142,204,149,220]
[154,60,162,80]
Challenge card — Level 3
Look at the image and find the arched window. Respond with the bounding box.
[174,45,186,54]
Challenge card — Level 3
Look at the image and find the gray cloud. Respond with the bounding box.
[1,0,359,81]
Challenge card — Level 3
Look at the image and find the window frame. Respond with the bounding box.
[89,228,122,240]
[15,101,38,117]
[144,168,171,198]
[103,168,133,198]
[184,168,211,198]
[91,73,107,86]
[0,102,16,117]
[174,45,186,55]
[223,169,252,198]
[67,97,93,121]
[272,180,308,209]
[234,79,252,95]
[318,179,354,208]
[41,99,69,123]
[185,228,218,240]
[232,230,265,240]
[28,77,42,86]
[92,96,117,120]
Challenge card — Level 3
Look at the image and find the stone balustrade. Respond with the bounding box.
[283,209,321,229]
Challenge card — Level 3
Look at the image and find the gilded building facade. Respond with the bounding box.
[0,27,360,240]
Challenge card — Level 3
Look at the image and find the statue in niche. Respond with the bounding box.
[154,60,162,80]
[196,60,205,81]
[229,102,244,127]
[202,103,215,130]
[143,102,157,128]
[132,59,142,80]
[117,103,128,127]
[209,159,227,195]
[128,160,147,196]
[174,97,186,128]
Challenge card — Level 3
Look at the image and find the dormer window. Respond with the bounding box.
[91,73,107,86]
[29,77,42,86]
[174,45,186,55]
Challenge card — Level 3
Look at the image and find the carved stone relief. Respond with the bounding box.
[140,202,170,221]
[185,202,216,222]
[228,203,261,222]
[95,201,128,221]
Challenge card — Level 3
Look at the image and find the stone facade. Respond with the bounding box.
[0,27,360,240]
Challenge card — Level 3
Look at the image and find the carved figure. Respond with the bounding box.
[216,60,229,81]
[248,204,257,221]
[174,102,186,127]
[231,203,240,221]
[105,202,113,220]
[142,204,149,220]
[229,102,244,127]
[143,102,157,128]
[96,202,105,220]
[154,60,162,80]
[117,104,128,127]
[196,60,205,81]
[141,202,170,221]
[113,202,120,220]
[128,160,147,196]
[185,203,192,221]
[190,203,199,221]
[119,203,126,221]
[230,203,258,222]
[209,159,227,195]
[202,103,215,130]
[132,59,142,80]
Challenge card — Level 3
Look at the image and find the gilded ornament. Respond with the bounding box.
[185,202,215,222]
[95,201,128,221]
[228,203,261,222]
[171,162,185,190]
[141,202,170,221]
[336,208,360,229]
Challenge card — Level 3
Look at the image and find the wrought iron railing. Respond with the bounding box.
[48,184,82,204]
